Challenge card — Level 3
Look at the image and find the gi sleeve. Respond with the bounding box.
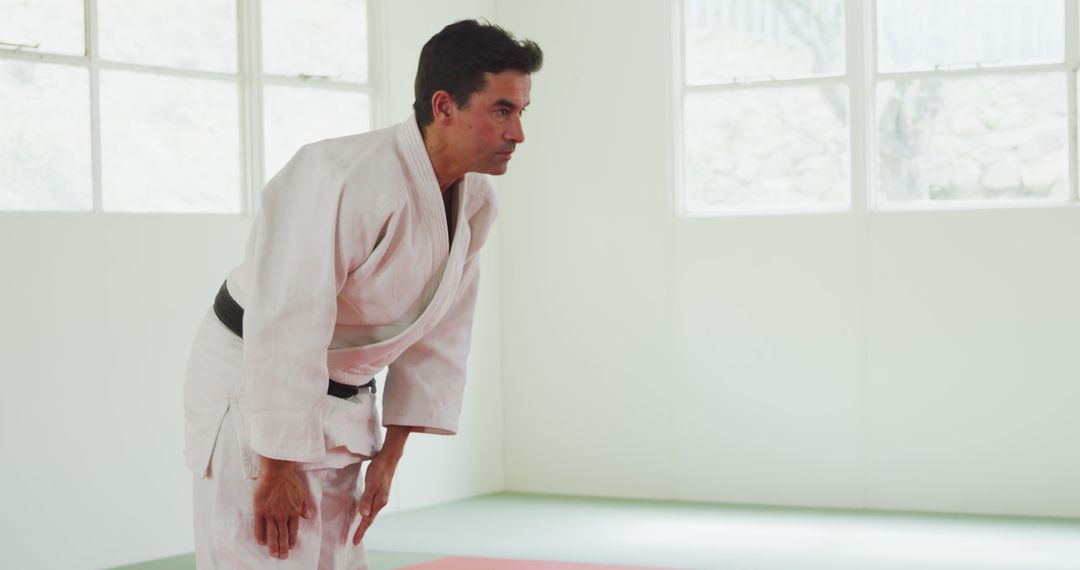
[382,185,497,435]
[239,144,358,462]
[382,255,481,435]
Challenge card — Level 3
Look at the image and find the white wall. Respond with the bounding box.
[496,0,1080,519]
[497,0,678,499]
[0,214,248,570]
[0,1,502,568]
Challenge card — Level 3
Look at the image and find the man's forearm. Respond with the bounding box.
[379,425,414,464]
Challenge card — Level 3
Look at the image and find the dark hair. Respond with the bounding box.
[413,20,543,128]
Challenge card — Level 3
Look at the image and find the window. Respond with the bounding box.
[0,0,376,214]
[680,0,850,214]
[678,0,1077,214]
[875,0,1066,206]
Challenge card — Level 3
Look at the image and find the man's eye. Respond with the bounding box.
[496,108,511,118]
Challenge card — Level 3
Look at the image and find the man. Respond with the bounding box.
[183,20,542,568]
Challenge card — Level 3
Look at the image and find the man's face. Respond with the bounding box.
[450,70,532,176]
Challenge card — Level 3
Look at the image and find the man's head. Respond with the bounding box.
[414,20,543,128]
[414,20,543,180]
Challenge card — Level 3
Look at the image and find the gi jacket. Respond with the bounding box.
[184,115,497,472]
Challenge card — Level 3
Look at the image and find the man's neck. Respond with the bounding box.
[421,124,464,193]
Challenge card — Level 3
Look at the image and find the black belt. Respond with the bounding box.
[213,280,375,399]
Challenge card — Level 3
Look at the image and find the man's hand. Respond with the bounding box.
[253,457,312,559]
[352,425,412,545]
[352,454,397,544]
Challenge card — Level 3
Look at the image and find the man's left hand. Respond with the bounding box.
[352,453,398,544]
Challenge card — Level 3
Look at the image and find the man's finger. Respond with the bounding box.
[289,515,299,549]
[267,519,279,558]
[254,514,267,546]
[364,492,388,521]
[353,514,373,545]
[358,487,375,517]
[277,517,290,559]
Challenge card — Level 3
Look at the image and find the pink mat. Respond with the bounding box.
[399,556,672,570]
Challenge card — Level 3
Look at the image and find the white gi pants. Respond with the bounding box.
[192,407,369,569]
[186,310,377,570]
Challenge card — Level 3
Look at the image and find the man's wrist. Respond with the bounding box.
[374,448,404,465]
[378,425,414,463]
[259,456,299,472]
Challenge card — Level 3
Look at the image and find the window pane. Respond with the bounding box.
[0,60,91,211]
[100,70,241,213]
[878,0,1064,73]
[0,0,84,55]
[262,0,368,82]
[98,0,237,73]
[263,85,370,182]
[684,0,845,85]
[684,85,850,212]
[876,73,1067,205]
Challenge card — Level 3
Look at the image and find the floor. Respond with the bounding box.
[116,492,1080,569]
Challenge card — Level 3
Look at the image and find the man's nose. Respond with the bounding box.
[505,116,525,144]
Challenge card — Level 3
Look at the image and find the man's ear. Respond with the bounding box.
[431,90,454,124]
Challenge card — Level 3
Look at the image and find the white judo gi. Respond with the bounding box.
[184,115,497,568]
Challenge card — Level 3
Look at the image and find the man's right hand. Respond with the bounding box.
[253,457,313,560]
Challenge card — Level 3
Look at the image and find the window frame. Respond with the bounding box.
[0,0,383,216]
[674,0,1080,217]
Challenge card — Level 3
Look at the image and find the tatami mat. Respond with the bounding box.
[117,492,1080,569]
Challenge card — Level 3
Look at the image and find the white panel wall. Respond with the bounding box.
[671,215,866,509]
[0,1,502,568]
[496,0,1080,519]
[0,214,249,570]
[865,208,1080,518]
[498,0,677,497]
